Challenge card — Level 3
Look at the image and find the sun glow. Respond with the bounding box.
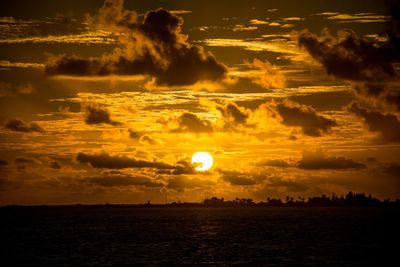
[191,152,214,171]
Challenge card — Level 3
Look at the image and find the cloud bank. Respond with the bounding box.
[76,152,173,169]
[45,0,227,86]
[5,118,44,133]
[272,100,336,136]
[298,150,366,170]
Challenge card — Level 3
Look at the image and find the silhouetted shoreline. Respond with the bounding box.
[2,192,400,208]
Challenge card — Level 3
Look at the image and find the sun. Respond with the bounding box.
[191,152,214,171]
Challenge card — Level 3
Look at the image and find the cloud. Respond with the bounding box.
[0,82,34,97]
[314,12,339,16]
[50,161,61,169]
[171,112,213,133]
[194,26,209,32]
[316,12,389,23]
[165,101,251,133]
[45,0,227,86]
[258,151,365,170]
[381,163,400,176]
[5,118,44,133]
[0,17,15,23]
[76,152,173,169]
[268,22,281,27]
[0,60,44,70]
[211,101,249,130]
[233,25,258,31]
[157,160,198,175]
[139,134,162,145]
[265,177,309,192]
[282,17,304,22]
[298,27,400,110]
[281,24,295,28]
[0,159,9,166]
[128,129,140,139]
[167,176,215,190]
[85,173,162,187]
[0,32,117,45]
[348,102,400,142]
[83,103,120,125]
[297,150,366,170]
[202,38,305,62]
[256,159,292,168]
[0,15,91,40]
[249,19,268,25]
[298,29,397,83]
[172,160,197,175]
[220,170,257,186]
[245,59,286,89]
[128,129,163,145]
[14,157,36,164]
[270,100,336,136]
[169,10,192,15]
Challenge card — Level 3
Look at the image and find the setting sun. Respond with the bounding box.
[191,152,214,171]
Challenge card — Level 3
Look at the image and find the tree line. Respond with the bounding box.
[166,192,400,207]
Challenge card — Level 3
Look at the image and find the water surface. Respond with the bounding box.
[2,206,398,266]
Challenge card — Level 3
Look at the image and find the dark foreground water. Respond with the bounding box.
[1,206,399,266]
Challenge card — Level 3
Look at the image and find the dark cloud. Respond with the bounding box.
[5,118,44,133]
[297,6,400,141]
[0,159,9,166]
[217,102,249,130]
[83,103,120,125]
[200,100,252,131]
[220,170,257,186]
[348,102,400,142]
[14,157,36,164]
[274,101,336,136]
[128,129,140,139]
[50,161,61,169]
[381,163,400,176]
[172,112,213,133]
[298,150,366,170]
[298,5,400,111]
[289,91,354,112]
[158,160,203,175]
[76,152,173,169]
[45,0,227,86]
[128,130,161,145]
[156,160,199,175]
[85,174,162,188]
[257,159,292,168]
[298,29,398,83]
[266,177,309,192]
[172,160,197,175]
[167,176,215,190]
[139,135,162,145]
[0,82,34,97]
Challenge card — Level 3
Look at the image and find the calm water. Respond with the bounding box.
[1,206,399,266]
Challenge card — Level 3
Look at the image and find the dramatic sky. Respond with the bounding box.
[0,0,399,204]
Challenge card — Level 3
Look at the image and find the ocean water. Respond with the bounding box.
[2,206,399,266]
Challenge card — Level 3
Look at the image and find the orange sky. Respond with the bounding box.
[0,0,399,204]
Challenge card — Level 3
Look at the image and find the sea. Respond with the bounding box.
[2,206,399,266]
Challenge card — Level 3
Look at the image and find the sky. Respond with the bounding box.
[0,0,399,204]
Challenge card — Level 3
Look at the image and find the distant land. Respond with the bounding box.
[3,192,400,208]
